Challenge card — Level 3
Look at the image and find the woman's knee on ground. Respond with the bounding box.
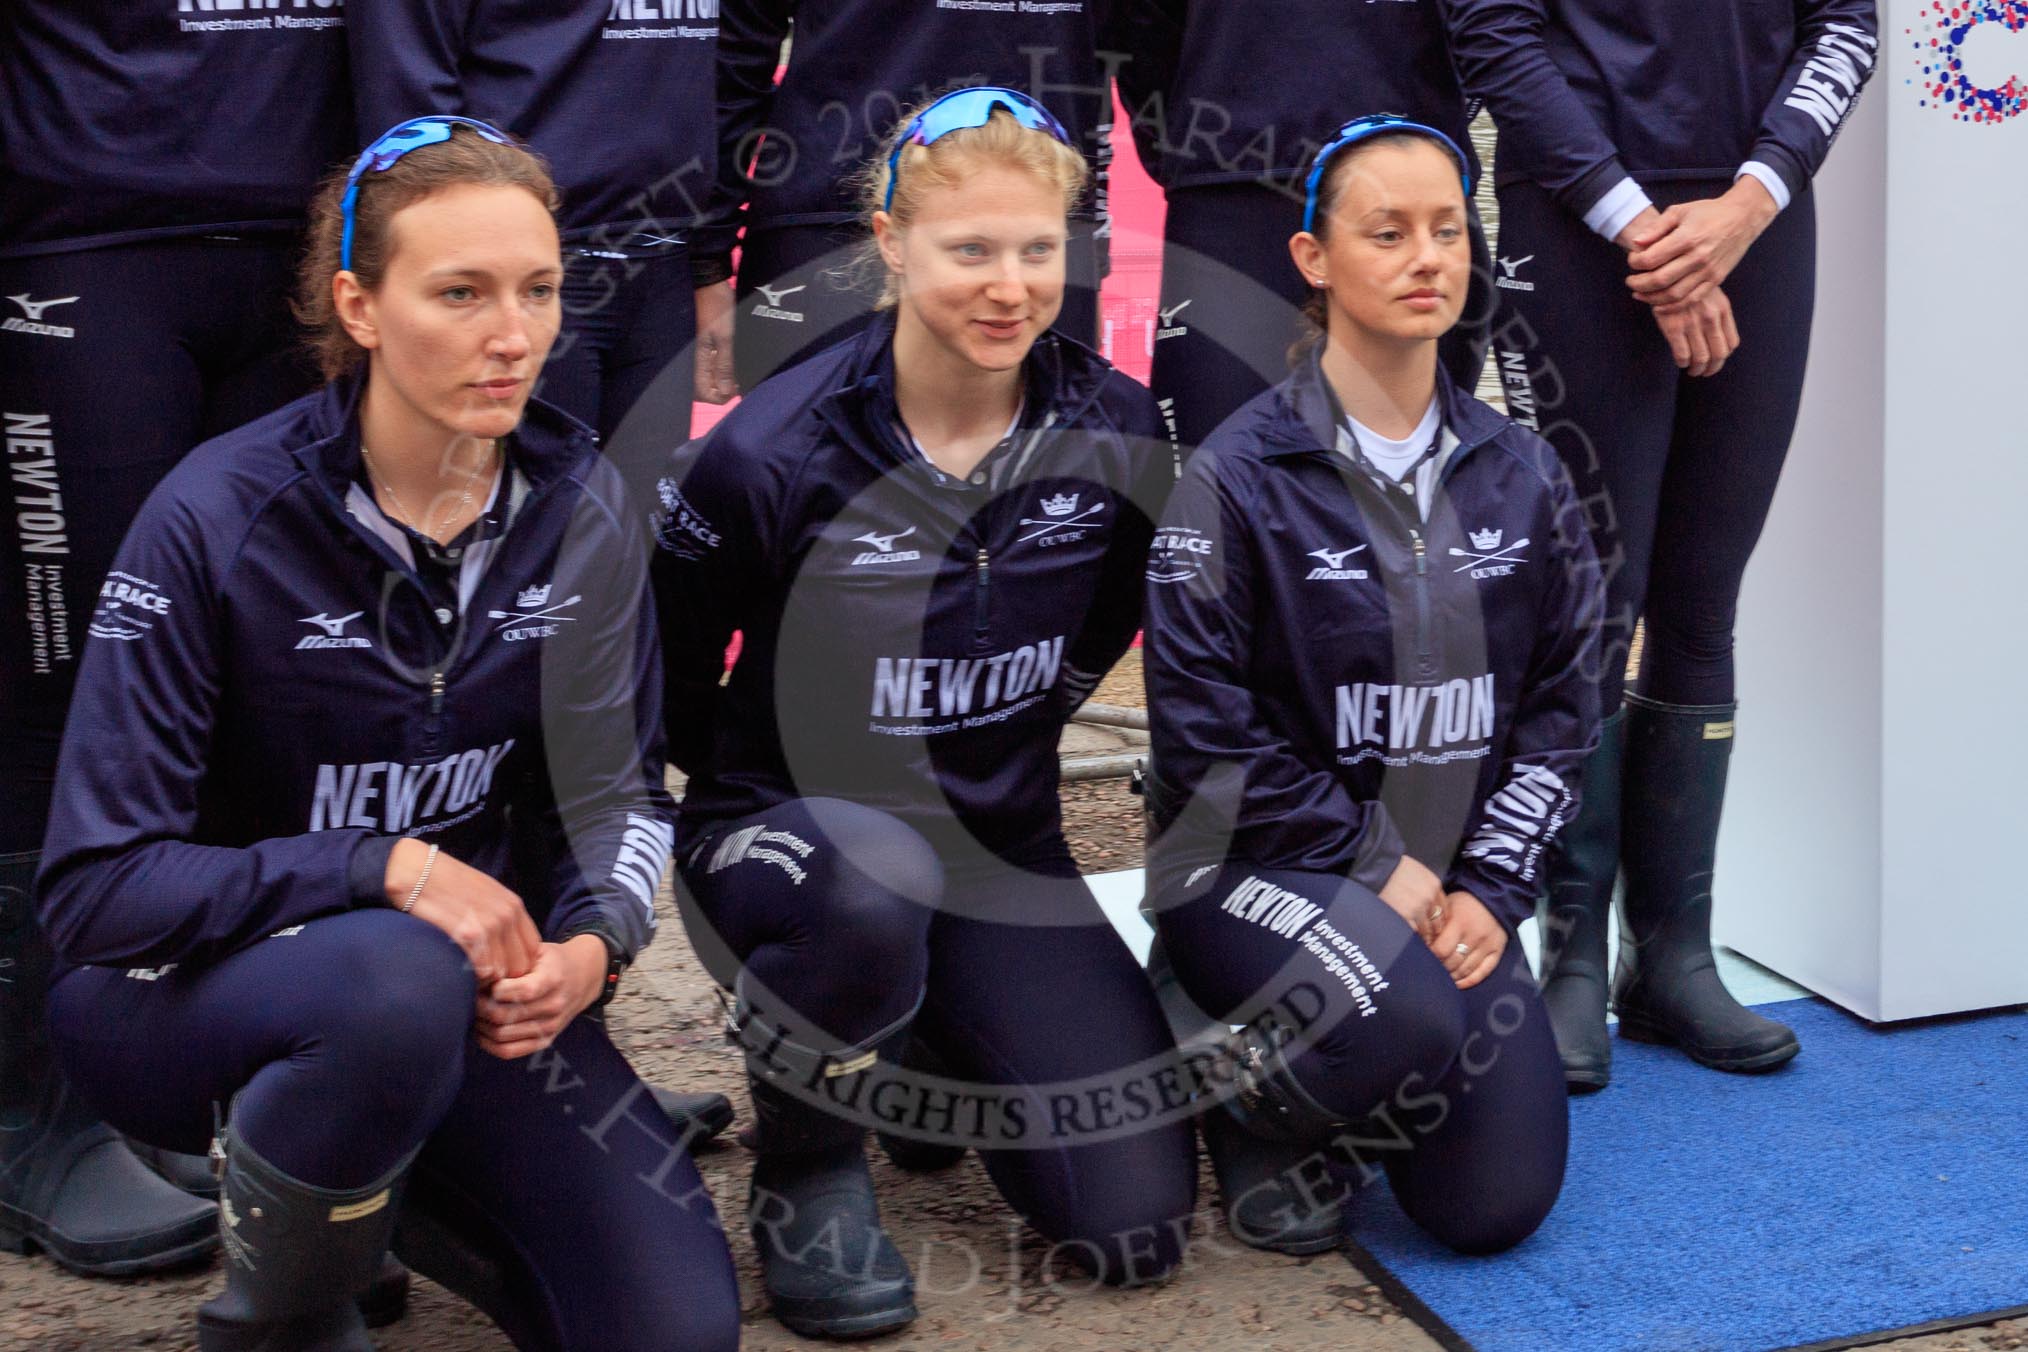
[999,1137,1198,1288]
[1396,1166,1561,1256]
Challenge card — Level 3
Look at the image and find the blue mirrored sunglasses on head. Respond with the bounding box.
[341,116,516,271]
[1302,113,1473,233]
[883,87,1072,211]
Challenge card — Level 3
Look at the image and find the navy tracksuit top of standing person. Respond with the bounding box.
[694,0,1117,269]
[1113,0,1477,195]
[652,316,1171,864]
[1440,0,1878,220]
[1144,355,1602,929]
[34,379,675,973]
[346,0,719,242]
[0,1,352,257]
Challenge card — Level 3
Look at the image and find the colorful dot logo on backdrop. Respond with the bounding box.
[1911,1,2028,123]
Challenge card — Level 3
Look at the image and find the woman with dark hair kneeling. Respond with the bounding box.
[1143,119,1602,1255]
[34,119,739,1351]
[655,88,1196,1340]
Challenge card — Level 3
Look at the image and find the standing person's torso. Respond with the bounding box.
[1147,0,1474,192]
[359,1,720,239]
[748,0,1112,229]
[1515,0,1844,183]
[1,1,353,256]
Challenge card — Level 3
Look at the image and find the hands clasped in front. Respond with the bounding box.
[1376,853,1507,991]
[384,837,608,1059]
[1615,176,1780,379]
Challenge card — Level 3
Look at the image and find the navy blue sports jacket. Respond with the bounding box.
[1440,0,1877,225]
[653,316,1172,863]
[1144,354,1602,928]
[695,0,1117,271]
[1,1,352,257]
[37,380,675,971]
[347,0,718,244]
[1113,0,1476,197]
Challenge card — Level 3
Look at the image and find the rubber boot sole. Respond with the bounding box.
[0,1199,217,1277]
[1614,1008,1801,1073]
[774,1299,921,1341]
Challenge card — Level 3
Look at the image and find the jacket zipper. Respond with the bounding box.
[972,547,991,644]
[1408,527,1436,681]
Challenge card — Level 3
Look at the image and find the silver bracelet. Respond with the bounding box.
[402,842,439,914]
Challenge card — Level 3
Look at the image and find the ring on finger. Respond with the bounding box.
[1454,942,1470,957]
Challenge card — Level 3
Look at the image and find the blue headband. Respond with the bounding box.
[883,87,1073,212]
[340,116,516,271]
[1303,114,1473,233]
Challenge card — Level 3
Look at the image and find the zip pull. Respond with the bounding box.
[972,548,992,641]
[1411,530,1428,575]
[430,670,446,715]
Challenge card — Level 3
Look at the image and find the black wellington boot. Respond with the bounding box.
[1150,938,1345,1255]
[1537,708,1625,1093]
[195,1122,408,1352]
[739,1004,917,1340]
[1613,696,1800,1072]
[0,851,218,1275]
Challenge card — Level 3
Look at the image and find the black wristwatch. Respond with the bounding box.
[573,931,628,1008]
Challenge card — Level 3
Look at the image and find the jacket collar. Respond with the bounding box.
[814,311,1114,471]
[1258,344,1508,463]
[290,369,597,504]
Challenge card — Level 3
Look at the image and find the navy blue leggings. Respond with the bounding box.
[1151,861,1567,1255]
[539,244,695,447]
[732,222,1103,392]
[47,910,740,1351]
[0,236,316,853]
[1148,183,1494,452]
[1490,179,1818,710]
[677,797,1198,1284]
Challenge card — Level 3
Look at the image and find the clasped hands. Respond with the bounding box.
[1377,854,1505,991]
[1614,176,1780,379]
[384,837,608,1060]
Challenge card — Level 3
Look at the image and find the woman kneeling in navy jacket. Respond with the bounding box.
[1144,117,1602,1257]
[35,120,738,1352]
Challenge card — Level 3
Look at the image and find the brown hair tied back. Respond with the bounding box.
[294,125,561,381]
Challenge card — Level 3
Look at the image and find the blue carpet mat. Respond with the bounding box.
[1346,998,2028,1352]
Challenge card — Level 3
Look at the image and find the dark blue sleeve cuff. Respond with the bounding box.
[347,835,400,908]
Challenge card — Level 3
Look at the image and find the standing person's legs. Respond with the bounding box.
[1489,180,1681,1089]
[46,911,476,1345]
[677,798,940,1338]
[0,237,311,1272]
[1148,185,1311,453]
[542,246,699,447]
[1611,191,1818,1073]
[910,851,1197,1287]
[733,224,883,391]
[401,1015,741,1352]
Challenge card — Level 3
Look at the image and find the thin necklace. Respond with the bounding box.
[362,441,497,543]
